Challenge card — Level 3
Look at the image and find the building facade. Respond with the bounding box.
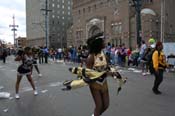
[26,0,73,48]
[26,0,45,47]
[162,0,175,42]
[72,0,114,47]
[66,25,73,47]
[49,0,72,48]
[16,37,27,48]
[71,0,175,48]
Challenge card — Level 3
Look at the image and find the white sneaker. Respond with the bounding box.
[15,94,20,99]
[34,90,38,96]
[38,73,42,77]
[142,73,146,76]
[146,72,150,75]
[91,114,94,116]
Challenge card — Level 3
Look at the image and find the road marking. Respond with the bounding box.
[128,68,136,71]
[3,108,8,113]
[133,70,142,73]
[49,81,62,87]
[0,92,11,98]
[10,69,16,72]
[41,89,48,93]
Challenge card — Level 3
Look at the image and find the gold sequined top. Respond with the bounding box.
[93,51,107,84]
[93,51,107,71]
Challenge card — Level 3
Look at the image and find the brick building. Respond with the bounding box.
[71,0,175,48]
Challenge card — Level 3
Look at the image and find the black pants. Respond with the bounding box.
[153,69,164,91]
[2,56,6,63]
[39,56,44,64]
[44,54,48,63]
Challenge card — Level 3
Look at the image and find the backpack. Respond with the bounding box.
[149,50,160,74]
[141,47,155,74]
[143,48,154,62]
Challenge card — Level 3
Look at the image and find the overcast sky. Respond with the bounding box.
[0,0,26,44]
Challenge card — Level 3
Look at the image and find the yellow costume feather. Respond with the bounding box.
[62,67,127,95]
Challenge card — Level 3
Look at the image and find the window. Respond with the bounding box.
[62,5,64,9]
[62,11,65,14]
[100,2,103,6]
[68,12,71,15]
[83,8,85,13]
[62,16,65,19]
[78,10,81,15]
[88,6,91,12]
[118,25,122,33]
[57,4,60,8]
[68,6,71,10]
[94,4,97,10]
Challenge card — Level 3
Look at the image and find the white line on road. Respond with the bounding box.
[49,81,62,87]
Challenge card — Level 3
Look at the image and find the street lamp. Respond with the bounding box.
[129,0,142,48]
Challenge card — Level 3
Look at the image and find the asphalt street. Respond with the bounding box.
[0,56,175,116]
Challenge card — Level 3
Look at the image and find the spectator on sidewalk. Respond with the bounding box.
[152,41,168,95]
[110,44,116,65]
[139,40,148,76]
[2,48,7,63]
[38,46,44,64]
[44,47,49,63]
[121,43,127,67]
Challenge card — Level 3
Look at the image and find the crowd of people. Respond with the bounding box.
[0,33,172,116]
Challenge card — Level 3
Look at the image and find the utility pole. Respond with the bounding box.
[9,15,18,48]
[161,0,165,43]
[129,0,142,48]
[41,0,52,48]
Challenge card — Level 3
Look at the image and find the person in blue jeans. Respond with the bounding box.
[44,47,48,63]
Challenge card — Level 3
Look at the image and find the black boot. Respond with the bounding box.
[152,88,162,95]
